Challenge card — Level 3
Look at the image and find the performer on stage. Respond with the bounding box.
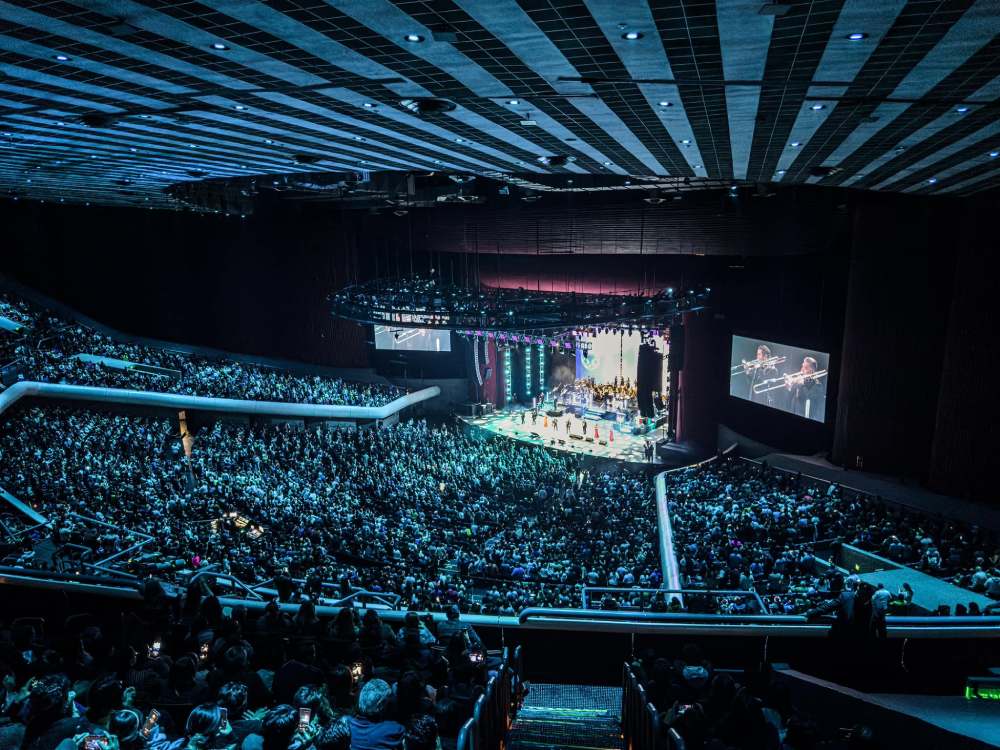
[744,344,779,406]
[785,356,825,421]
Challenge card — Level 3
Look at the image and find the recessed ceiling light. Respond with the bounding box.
[211,42,229,50]
[362,102,376,109]
[693,164,702,169]
[404,34,424,43]
[927,178,937,184]
[138,114,151,119]
[777,169,786,175]
[53,54,71,61]
[603,161,612,166]
[990,151,999,158]
[353,136,364,141]
[455,137,465,143]
[790,141,801,147]
[433,160,442,164]
[658,100,672,108]
[846,33,867,41]
[680,139,691,144]
[233,104,247,111]
[811,104,825,111]
[622,31,643,40]
[264,139,274,144]
[507,99,520,105]
[955,106,969,113]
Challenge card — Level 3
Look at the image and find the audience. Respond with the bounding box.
[0,581,511,750]
[0,290,401,407]
[0,407,658,616]
[666,458,1000,615]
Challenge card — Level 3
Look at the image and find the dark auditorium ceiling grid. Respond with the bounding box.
[0,0,997,209]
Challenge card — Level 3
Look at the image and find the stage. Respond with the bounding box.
[458,407,686,465]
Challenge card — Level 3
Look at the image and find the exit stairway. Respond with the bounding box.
[508,683,622,750]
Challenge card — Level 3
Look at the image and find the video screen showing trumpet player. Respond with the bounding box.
[729,335,830,422]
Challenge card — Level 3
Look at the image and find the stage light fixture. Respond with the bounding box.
[211,42,229,50]
[658,101,672,107]
[990,151,999,158]
[622,31,643,40]
[362,102,376,109]
[53,54,71,61]
[928,178,937,184]
[811,104,825,110]
[404,34,424,43]
[955,106,969,113]
[846,33,867,41]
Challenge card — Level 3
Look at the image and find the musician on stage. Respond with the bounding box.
[785,356,825,421]
[744,344,779,406]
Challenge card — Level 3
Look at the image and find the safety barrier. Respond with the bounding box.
[455,645,522,750]
[622,662,662,750]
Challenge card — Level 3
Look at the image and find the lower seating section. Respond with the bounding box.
[0,591,520,750]
[0,290,401,407]
[665,458,1000,616]
[624,646,847,750]
[0,406,659,614]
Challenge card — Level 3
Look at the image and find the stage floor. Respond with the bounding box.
[458,407,666,464]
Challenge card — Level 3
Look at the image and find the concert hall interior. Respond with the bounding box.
[1,3,999,750]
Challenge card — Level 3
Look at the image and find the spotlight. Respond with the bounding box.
[990,151,999,158]
[53,54,71,61]
[404,34,424,43]
[362,102,376,109]
[927,178,937,184]
[955,106,969,113]
[680,139,691,145]
[658,100,672,107]
[811,104,825,110]
[506,99,520,105]
[790,142,802,148]
[846,33,867,41]
[621,31,643,40]
[211,42,229,50]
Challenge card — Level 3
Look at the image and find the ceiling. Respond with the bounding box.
[0,0,998,210]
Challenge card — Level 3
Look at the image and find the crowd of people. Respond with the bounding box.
[630,644,876,750]
[0,407,659,616]
[0,584,503,750]
[666,458,1000,616]
[0,291,401,407]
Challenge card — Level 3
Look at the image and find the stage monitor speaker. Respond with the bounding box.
[598,439,608,446]
[459,402,479,417]
[585,436,595,443]
[569,433,583,440]
[668,324,685,370]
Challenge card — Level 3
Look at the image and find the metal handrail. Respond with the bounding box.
[188,570,265,601]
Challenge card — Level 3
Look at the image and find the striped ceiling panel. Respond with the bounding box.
[0,0,997,209]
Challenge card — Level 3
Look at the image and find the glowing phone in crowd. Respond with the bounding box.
[350,661,364,685]
[470,650,484,665]
[199,642,210,662]
[219,707,228,728]
[140,709,160,739]
[82,736,109,750]
[298,707,312,730]
[147,639,162,659]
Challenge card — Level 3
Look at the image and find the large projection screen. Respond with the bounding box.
[576,332,640,384]
[374,324,451,352]
[729,335,830,422]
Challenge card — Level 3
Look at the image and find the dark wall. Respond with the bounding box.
[928,197,999,501]
[2,199,371,367]
[831,194,959,482]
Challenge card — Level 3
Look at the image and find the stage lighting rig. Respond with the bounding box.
[330,277,710,334]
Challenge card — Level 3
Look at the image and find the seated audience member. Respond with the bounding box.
[403,715,439,750]
[20,674,95,750]
[350,679,405,750]
[217,683,262,745]
[272,643,324,707]
[435,606,482,650]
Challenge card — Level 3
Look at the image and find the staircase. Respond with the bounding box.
[508,683,622,750]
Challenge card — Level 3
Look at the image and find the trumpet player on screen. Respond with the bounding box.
[744,344,779,405]
[785,356,825,420]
